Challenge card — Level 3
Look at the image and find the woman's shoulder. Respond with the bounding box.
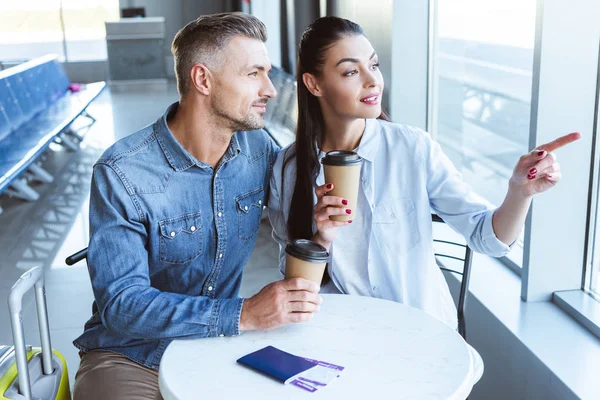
[374,118,431,143]
[274,142,296,170]
[272,142,298,188]
[371,119,434,156]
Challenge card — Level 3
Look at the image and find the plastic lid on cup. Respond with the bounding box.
[320,150,363,166]
[285,239,330,263]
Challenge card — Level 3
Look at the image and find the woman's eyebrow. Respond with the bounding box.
[335,51,377,67]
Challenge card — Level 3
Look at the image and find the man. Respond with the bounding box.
[73,13,321,400]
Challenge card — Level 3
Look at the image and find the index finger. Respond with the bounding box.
[536,132,581,153]
[285,278,320,293]
[315,183,333,198]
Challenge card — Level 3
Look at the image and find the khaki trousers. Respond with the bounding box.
[74,351,163,400]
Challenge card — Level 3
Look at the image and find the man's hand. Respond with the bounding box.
[239,278,322,331]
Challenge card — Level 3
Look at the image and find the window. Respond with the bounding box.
[0,1,65,62]
[430,0,537,267]
[587,61,600,298]
[0,0,119,63]
[62,0,119,61]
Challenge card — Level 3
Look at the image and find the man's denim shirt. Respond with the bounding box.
[74,103,279,370]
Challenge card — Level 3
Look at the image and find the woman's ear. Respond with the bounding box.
[302,73,322,97]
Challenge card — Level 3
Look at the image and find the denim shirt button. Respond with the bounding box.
[219,334,225,337]
[170,231,175,237]
[190,226,196,232]
[208,286,213,291]
[219,253,223,258]
[258,200,262,205]
[244,206,249,211]
[217,212,222,217]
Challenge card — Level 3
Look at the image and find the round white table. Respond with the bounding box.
[159,294,476,399]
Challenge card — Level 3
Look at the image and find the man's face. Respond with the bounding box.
[209,36,277,131]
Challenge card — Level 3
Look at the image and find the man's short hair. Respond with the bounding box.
[171,12,268,96]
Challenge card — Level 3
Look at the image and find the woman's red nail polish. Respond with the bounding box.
[528,174,535,180]
[346,209,352,214]
[529,168,537,175]
[326,184,333,189]
[537,150,545,156]
[348,220,353,223]
[547,174,552,179]
[342,199,348,205]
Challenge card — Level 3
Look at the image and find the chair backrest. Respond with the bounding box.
[0,55,71,137]
[431,214,473,341]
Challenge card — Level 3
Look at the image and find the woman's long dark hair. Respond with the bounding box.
[282,17,390,284]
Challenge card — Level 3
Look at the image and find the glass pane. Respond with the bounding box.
[0,1,65,62]
[589,67,600,296]
[432,0,537,265]
[62,0,119,61]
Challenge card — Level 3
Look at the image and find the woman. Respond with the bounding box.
[268,16,579,328]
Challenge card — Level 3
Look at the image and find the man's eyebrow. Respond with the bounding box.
[335,51,377,67]
[249,65,269,71]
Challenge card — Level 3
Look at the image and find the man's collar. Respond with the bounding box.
[156,102,240,171]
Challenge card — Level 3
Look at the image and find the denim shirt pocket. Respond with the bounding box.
[236,188,265,241]
[372,197,421,252]
[159,211,203,264]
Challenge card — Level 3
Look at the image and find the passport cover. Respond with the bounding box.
[237,345,317,384]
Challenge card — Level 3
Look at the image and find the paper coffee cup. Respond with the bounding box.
[285,239,330,285]
[321,150,362,222]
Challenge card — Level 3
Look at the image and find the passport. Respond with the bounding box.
[237,346,345,392]
[237,345,317,384]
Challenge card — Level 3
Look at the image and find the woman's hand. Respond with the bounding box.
[312,183,352,248]
[509,132,581,198]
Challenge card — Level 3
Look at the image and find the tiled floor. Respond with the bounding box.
[0,81,281,390]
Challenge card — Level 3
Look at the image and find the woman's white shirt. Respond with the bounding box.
[268,118,511,328]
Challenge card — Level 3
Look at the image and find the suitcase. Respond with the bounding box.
[1,267,71,399]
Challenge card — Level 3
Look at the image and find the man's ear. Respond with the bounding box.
[189,64,212,95]
[302,72,322,97]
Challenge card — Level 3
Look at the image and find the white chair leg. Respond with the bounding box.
[5,178,40,201]
[27,163,54,184]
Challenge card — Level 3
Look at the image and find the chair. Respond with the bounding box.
[431,213,473,341]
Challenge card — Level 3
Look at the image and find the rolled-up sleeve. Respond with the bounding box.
[422,131,512,257]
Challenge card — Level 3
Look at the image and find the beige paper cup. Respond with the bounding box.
[321,151,363,222]
[284,239,330,285]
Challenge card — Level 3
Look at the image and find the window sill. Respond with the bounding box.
[445,252,600,399]
[553,290,600,340]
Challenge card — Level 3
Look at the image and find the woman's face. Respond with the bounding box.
[305,35,384,120]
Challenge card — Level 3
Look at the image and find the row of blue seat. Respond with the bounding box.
[0,56,70,139]
[0,55,106,206]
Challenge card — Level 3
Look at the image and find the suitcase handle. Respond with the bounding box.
[8,266,54,399]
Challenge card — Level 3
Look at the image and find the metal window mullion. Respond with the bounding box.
[59,0,69,62]
[426,0,438,136]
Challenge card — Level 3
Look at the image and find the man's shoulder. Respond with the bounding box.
[96,124,158,167]
[235,129,278,161]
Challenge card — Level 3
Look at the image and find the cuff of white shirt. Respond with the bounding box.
[480,210,512,257]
